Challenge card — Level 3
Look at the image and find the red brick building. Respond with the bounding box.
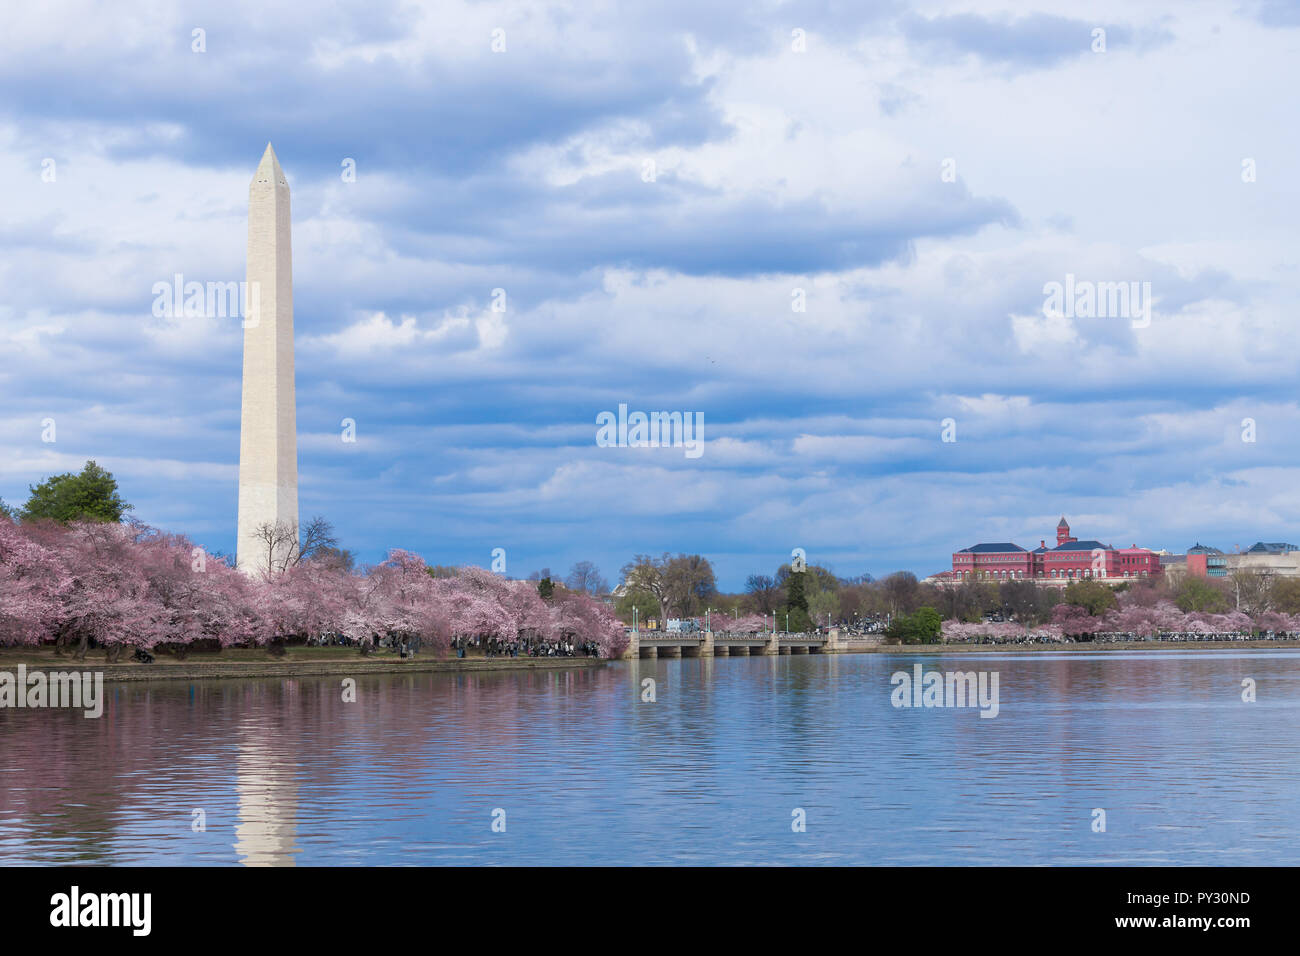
[952,518,1162,585]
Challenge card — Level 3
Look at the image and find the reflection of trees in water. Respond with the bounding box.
[0,698,125,864]
[0,666,617,863]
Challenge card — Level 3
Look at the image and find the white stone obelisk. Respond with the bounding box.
[236,144,298,574]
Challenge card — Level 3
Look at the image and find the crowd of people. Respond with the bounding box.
[943,632,1072,645]
[455,635,603,658]
[1088,630,1300,643]
[942,629,1300,644]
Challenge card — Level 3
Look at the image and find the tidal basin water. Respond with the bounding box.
[2,650,1298,865]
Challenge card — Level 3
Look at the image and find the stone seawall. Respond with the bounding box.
[870,639,1300,653]
[0,654,607,684]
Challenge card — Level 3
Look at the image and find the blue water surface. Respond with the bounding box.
[1,650,1296,865]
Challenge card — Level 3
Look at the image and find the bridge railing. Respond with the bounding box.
[624,628,839,643]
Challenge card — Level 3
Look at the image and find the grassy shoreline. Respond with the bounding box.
[4,638,1299,684]
[865,639,1300,653]
[0,645,607,682]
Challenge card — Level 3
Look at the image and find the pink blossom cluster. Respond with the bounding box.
[712,613,769,634]
[941,620,1065,642]
[0,519,629,657]
[1062,600,1294,637]
[942,600,1300,641]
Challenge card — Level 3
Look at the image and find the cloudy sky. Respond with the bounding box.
[2,0,1298,589]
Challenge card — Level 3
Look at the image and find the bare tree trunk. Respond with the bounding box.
[75,633,89,661]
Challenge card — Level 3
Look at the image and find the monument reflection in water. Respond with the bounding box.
[234,718,299,867]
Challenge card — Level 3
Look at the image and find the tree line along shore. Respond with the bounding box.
[7,462,1300,662]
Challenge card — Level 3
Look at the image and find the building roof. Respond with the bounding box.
[957,543,1028,553]
[1049,539,1111,553]
[1246,542,1298,554]
[1187,542,1224,554]
[1057,517,1070,528]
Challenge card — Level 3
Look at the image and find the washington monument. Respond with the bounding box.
[236,144,298,573]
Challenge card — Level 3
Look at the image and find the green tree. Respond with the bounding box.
[20,460,132,523]
[912,607,942,643]
[1173,576,1229,614]
[615,589,659,626]
[1061,580,1118,616]
[782,570,812,632]
[807,586,840,627]
[537,576,555,600]
[0,498,14,521]
[887,606,943,644]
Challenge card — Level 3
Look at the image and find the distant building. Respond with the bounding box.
[1157,549,1187,574]
[1185,543,1228,578]
[951,517,1161,585]
[1225,542,1300,577]
[1170,541,1300,579]
[922,570,958,585]
[1244,541,1299,555]
[951,542,1032,580]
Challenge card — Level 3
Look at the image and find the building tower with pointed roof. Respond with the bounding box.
[1056,517,1073,546]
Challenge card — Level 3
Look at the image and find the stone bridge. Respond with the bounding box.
[622,628,878,659]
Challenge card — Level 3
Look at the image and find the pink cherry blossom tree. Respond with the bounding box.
[0,520,824,660]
